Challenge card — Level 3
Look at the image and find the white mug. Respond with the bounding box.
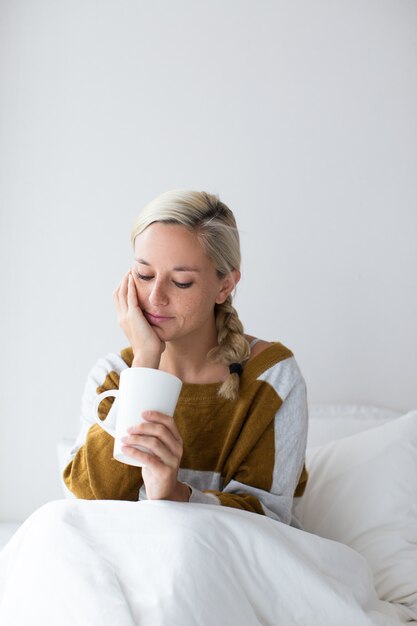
[93,367,183,467]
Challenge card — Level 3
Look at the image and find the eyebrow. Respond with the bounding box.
[135,258,201,272]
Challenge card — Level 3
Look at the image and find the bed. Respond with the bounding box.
[1,404,416,625]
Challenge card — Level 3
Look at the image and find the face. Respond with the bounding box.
[132,222,240,343]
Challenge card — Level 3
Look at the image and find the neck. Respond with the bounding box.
[159,324,224,383]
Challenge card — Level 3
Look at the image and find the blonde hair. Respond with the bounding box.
[131,189,250,400]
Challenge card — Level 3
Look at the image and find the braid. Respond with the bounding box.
[131,189,248,400]
[207,296,251,401]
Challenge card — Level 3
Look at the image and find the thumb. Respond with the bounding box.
[127,274,141,309]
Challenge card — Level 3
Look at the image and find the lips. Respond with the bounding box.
[144,312,174,324]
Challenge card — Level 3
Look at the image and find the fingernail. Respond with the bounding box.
[121,436,129,442]
[142,411,151,419]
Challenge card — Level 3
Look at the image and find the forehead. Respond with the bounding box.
[134,222,209,266]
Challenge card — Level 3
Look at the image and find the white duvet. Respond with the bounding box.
[0,499,407,626]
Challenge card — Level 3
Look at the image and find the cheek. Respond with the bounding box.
[181,287,217,318]
[131,275,148,304]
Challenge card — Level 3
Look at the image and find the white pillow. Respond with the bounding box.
[307,404,401,448]
[293,410,417,619]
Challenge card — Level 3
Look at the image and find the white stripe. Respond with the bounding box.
[65,352,129,466]
[257,355,300,401]
[178,469,223,506]
[257,356,309,522]
[139,481,221,506]
[223,479,293,523]
[177,468,223,491]
[188,487,220,506]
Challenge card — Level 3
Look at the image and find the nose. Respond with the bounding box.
[149,279,169,306]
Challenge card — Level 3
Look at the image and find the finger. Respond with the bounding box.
[123,436,178,468]
[127,274,140,309]
[129,411,182,443]
[113,270,130,297]
[121,440,177,470]
[123,423,182,458]
[112,284,120,304]
[114,272,130,315]
[119,271,130,302]
[124,420,182,454]
[120,444,164,468]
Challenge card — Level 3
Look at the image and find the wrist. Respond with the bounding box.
[132,353,161,369]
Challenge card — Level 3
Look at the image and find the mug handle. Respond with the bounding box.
[93,390,119,438]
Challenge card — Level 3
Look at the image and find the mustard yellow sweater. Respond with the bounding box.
[63,342,308,524]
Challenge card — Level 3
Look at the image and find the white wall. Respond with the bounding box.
[1,0,416,522]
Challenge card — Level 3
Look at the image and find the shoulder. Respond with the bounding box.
[244,335,293,365]
[78,349,131,422]
[83,349,131,395]
[245,334,273,361]
[259,353,305,400]
[243,336,305,399]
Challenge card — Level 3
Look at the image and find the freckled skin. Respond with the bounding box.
[132,223,229,344]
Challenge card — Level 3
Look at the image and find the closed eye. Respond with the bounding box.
[135,272,153,281]
[174,281,193,289]
[135,272,192,289]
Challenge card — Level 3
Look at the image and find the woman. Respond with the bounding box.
[1,192,396,626]
[63,189,308,524]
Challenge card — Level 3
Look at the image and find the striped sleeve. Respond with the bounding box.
[63,353,143,500]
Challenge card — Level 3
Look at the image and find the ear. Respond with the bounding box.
[215,270,241,304]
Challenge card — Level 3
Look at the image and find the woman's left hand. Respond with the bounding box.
[120,411,190,502]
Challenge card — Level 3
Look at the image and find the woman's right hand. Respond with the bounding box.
[112,271,165,368]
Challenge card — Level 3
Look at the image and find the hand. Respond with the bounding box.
[120,411,190,502]
[113,271,165,367]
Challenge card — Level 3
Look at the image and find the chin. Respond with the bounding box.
[152,326,175,341]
